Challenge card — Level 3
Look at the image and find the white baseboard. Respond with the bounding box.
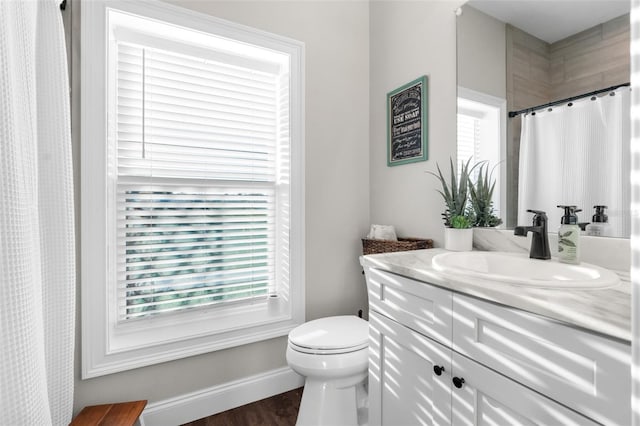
[140,366,304,426]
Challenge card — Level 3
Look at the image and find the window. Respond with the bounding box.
[457,111,481,173]
[457,87,505,219]
[81,0,304,378]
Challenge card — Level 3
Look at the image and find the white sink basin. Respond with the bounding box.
[431,251,619,289]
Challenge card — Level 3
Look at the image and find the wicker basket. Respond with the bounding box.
[362,237,433,255]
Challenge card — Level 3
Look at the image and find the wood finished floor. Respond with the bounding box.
[181,387,303,426]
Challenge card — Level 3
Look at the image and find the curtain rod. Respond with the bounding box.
[507,82,630,118]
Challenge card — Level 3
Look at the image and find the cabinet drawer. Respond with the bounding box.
[365,268,452,347]
[453,293,630,426]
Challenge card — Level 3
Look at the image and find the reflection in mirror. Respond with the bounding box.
[456,0,630,237]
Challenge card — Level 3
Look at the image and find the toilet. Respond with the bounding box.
[286,315,369,426]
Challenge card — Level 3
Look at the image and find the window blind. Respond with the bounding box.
[456,112,481,179]
[115,41,287,321]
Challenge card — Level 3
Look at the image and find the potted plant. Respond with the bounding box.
[445,214,473,251]
[468,162,502,228]
[430,158,474,251]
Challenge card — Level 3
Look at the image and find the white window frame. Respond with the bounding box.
[81,0,305,378]
[457,86,507,220]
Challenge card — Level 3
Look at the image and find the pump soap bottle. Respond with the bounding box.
[585,205,611,237]
[557,205,581,264]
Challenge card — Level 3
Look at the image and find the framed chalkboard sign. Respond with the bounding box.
[387,76,428,166]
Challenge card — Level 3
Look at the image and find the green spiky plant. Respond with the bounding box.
[450,215,471,229]
[468,162,502,227]
[429,158,473,227]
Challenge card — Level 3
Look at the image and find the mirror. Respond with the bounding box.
[456,0,630,238]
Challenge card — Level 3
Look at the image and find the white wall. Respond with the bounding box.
[370,1,465,247]
[457,5,506,99]
[72,0,370,412]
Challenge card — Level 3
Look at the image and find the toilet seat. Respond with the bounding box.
[288,315,368,355]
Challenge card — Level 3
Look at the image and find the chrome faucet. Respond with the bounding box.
[514,209,551,260]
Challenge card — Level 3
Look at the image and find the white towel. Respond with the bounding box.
[367,224,398,241]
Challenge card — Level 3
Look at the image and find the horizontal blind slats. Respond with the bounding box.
[121,221,274,230]
[120,274,273,295]
[121,208,275,218]
[122,230,273,244]
[117,83,277,114]
[121,218,275,227]
[114,36,288,321]
[144,67,277,102]
[122,282,270,304]
[117,160,275,181]
[116,134,275,151]
[121,267,274,290]
[118,237,271,252]
[118,44,277,87]
[117,115,275,141]
[122,266,274,286]
[116,97,276,123]
[124,293,268,319]
[122,258,273,278]
[119,62,278,107]
[116,41,278,182]
[122,249,272,263]
[116,181,276,320]
[118,43,277,83]
[117,103,276,129]
[117,197,273,209]
[122,250,272,268]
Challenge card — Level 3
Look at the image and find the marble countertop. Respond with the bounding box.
[360,248,631,343]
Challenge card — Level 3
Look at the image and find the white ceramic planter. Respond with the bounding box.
[444,228,473,251]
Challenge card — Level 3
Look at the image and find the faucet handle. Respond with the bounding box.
[526,209,548,227]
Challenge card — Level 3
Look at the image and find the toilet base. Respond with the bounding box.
[286,316,370,426]
[296,378,368,426]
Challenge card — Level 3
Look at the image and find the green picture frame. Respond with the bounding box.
[387,76,428,166]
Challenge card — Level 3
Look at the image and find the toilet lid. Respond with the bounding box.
[288,316,369,354]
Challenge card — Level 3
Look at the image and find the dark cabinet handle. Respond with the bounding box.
[433,365,445,376]
[452,377,465,389]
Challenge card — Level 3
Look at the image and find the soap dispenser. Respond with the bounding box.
[557,205,581,264]
[585,205,611,237]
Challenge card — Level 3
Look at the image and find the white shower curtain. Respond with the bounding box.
[0,1,75,424]
[518,87,631,238]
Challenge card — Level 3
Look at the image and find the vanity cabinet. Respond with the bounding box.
[365,267,630,426]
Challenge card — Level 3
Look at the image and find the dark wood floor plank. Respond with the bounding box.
[182,387,303,426]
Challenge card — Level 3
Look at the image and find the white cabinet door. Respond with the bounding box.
[451,352,598,426]
[452,293,631,425]
[369,311,452,426]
